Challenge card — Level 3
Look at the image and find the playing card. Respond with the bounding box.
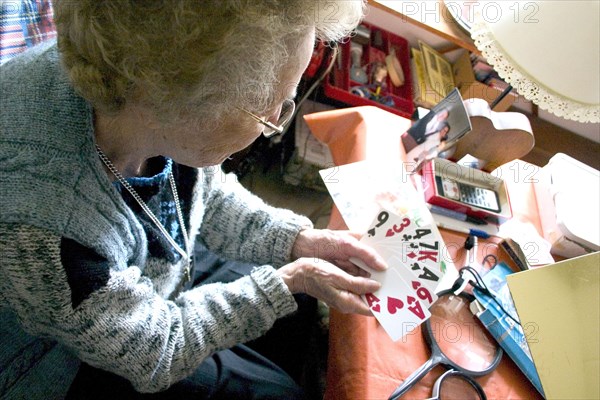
[361,210,445,295]
[364,214,437,261]
[390,255,438,307]
[398,226,445,293]
[361,211,416,253]
[363,209,406,240]
[351,258,431,341]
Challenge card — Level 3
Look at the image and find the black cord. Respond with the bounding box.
[459,265,521,326]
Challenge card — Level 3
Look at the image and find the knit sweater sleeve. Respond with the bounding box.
[0,223,298,393]
[199,167,313,267]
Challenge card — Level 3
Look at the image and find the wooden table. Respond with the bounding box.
[304,106,544,400]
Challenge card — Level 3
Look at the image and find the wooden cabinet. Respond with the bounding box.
[364,0,600,169]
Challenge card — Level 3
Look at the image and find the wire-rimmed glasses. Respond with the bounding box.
[239,98,296,138]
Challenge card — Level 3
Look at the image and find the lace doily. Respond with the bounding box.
[471,14,600,123]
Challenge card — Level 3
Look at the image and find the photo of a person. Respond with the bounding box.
[401,108,450,153]
[400,88,471,169]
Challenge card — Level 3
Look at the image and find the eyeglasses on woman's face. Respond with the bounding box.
[238,98,296,138]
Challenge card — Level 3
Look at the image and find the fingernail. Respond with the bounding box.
[379,258,389,269]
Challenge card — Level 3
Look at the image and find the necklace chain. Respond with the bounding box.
[95,144,191,282]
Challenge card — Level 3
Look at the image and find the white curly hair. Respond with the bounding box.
[55,0,365,124]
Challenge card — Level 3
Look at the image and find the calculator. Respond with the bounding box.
[435,176,501,213]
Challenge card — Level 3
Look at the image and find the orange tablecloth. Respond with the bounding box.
[304,106,544,400]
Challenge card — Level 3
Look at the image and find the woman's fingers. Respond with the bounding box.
[333,234,388,272]
[334,259,371,277]
[306,229,388,273]
[330,291,373,316]
[279,258,381,316]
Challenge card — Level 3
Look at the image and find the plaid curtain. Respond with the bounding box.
[0,0,56,64]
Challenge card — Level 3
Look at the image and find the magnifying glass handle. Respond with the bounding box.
[388,357,437,400]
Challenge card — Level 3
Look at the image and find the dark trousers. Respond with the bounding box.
[66,242,317,399]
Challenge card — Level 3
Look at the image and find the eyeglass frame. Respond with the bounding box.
[238,98,296,138]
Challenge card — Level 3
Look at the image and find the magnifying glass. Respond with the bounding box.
[426,370,487,400]
[388,291,502,399]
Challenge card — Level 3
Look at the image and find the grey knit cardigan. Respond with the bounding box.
[0,41,312,398]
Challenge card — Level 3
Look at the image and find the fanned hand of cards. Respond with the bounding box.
[350,208,446,341]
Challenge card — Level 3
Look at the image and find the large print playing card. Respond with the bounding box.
[361,209,445,296]
[391,255,437,308]
[352,258,431,341]
[396,225,445,296]
[318,159,456,284]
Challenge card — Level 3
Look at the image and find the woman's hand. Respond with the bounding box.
[277,258,381,316]
[291,228,387,277]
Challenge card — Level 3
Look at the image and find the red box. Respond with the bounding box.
[421,158,513,224]
[322,22,414,119]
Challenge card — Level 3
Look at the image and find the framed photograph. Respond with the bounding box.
[402,88,471,169]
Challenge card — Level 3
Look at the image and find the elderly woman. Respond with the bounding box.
[0,1,387,399]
